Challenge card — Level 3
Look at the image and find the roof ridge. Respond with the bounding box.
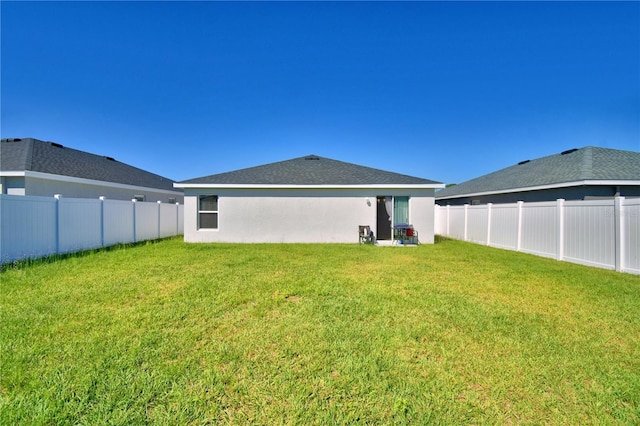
[24,138,34,171]
[580,146,593,180]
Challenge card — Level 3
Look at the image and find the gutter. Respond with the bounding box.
[174,183,446,190]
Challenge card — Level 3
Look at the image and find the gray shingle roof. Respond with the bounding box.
[178,154,441,186]
[436,146,640,199]
[1,138,178,192]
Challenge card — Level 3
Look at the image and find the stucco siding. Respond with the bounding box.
[2,176,26,195]
[408,196,435,243]
[183,188,436,243]
[22,176,183,203]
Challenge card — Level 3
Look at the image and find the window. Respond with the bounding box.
[199,195,218,229]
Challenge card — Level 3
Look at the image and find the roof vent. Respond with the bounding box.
[50,142,64,148]
[105,156,116,161]
[518,160,530,165]
[304,155,320,160]
[1,138,22,143]
[561,148,578,155]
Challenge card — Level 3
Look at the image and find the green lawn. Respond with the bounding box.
[1,238,639,425]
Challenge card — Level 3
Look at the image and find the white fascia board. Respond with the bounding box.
[18,170,183,195]
[436,180,640,200]
[0,171,26,177]
[174,183,446,189]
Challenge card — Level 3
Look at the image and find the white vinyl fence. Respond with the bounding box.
[0,194,184,264]
[435,197,639,274]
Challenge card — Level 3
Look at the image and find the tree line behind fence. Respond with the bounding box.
[0,194,184,264]
[435,197,639,274]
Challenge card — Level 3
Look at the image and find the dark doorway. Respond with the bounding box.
[376,196,391,240]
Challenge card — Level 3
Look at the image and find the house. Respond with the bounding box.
[175,155,444,243]
[436,146,640,206]
[1,138,183,203]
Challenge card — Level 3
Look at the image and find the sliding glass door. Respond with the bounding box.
[393,196,409,225]
[376,196,410,240]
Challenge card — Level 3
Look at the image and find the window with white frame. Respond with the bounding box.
[198,195,218,229]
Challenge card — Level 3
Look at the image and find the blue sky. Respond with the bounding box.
[2,1,638,184]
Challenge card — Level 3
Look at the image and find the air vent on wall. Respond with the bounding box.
[561,148,578,155]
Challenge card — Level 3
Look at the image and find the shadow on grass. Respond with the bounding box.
[0,236,182,272]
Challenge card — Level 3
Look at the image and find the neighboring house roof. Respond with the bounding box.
[1,137,178,192]
[436,146,640,200]
[176,154,443,188]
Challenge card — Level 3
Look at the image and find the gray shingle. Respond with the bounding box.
[1,138,177,191]
[179,155,440,186]
[436,146,640,199]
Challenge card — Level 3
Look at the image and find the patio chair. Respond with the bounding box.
[405,227,419,245]
[359,225,374,244]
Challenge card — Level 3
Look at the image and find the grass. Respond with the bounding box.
[1,237,639,425]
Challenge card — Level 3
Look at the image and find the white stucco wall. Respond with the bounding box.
[182,187,436,244]
[1,176,26,195]
[409,195,436,244]
[21,175,184,203]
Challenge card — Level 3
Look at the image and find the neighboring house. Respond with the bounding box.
[1,138,183,203]
[175,155,444,243]
[436,146,640,206]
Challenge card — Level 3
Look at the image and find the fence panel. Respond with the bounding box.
[434,206,445,235]
[563,200,615,269]
[104,199,135,246]
[58,197,102,254]
[135,201,160,242]
[0,195,57,262]
[623,198,640,274]
[448,207,466,240]
[489,203,518,250]
[520,202,557,259]
[160,203,178,238]
[0,195,183,264]
[467,206,488,244]
[178,204,184,235]
[435,197,638,274]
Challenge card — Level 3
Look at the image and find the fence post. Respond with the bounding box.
[486,203,492,246]
[99,196,106,247]
[132,199,137,243]
[446,205,450,236]
[463,204,469,241]
[176,202,180,236]
[54,194,61,254]
[614,196,624,272]
[516,201,523,251]
[157,201,162,239]
[556,199,565,261]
